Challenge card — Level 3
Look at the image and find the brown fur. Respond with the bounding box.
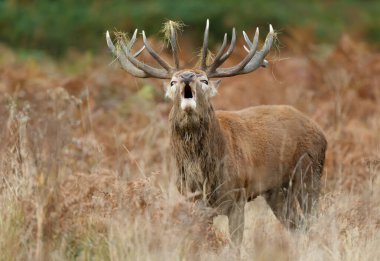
[169,70,327,244]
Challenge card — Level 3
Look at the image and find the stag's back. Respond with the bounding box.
[216,105,327,195]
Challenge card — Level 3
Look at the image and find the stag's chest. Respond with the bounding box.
[174,141,228,202]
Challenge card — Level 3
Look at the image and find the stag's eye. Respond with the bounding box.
[200,80,209,85]
[170,81,177,86]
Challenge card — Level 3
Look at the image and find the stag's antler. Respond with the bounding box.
[201,19,274,78]
[106,20,274,79]
[106,25,179,79]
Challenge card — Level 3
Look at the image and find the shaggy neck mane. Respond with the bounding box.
[169,103,226,205]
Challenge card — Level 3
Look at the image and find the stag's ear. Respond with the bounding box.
[164,81,175,100]
[209,80,221,97]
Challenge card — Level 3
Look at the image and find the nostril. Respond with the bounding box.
[180,73,195,82]
[184,85,193,99]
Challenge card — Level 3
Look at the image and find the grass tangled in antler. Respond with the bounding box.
[160,20,185,48]
[194,49,215,68]
[112,30,129,54]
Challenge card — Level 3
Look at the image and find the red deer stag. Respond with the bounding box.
[106,20,327,244]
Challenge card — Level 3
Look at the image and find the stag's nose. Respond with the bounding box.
[180,72,196,85]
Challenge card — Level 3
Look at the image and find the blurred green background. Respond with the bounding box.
[0,0,379,57]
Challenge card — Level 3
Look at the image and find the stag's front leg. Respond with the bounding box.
[217,189,247,246]
[227,199,246,246]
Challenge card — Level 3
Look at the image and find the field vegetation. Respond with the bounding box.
[0,2,379,259]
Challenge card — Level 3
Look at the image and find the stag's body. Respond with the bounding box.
[106,19,327,245]
[170,78,327,243]
[172,104,326,203]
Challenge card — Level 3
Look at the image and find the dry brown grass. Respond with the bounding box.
[0,34,379,260]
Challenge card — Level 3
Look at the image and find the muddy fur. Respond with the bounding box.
[170,84,226,205]
[168,70,327,244]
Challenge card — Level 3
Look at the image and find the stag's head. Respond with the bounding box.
[166,69,216,111]
[106,20,274,124]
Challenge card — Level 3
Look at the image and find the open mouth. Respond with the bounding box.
[180,84,196,110]
[183,84,193,99]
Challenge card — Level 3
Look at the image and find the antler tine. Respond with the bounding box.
[241,24,274,72]
[169,21,180,69]
[200,19,210,71]
[128,29,146,57]
[243,27,259,52]
[106,29,172,79]
[212,33,228,64]
[142,30,172,71]
[207,24,274,78]
[106,30,116,53]
[219,28,236,63]
[243,31,251,49]
[133,46,145,57]
[128,29,138,49]
[106,30,148,78]
[243,29,268,67]
[205,33,227,73]
[208,28,236,73]
[120,39,170,79]
[215,28,260,75]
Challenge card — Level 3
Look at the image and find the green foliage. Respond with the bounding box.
[118,84,156,116]
[0,0,379,56]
